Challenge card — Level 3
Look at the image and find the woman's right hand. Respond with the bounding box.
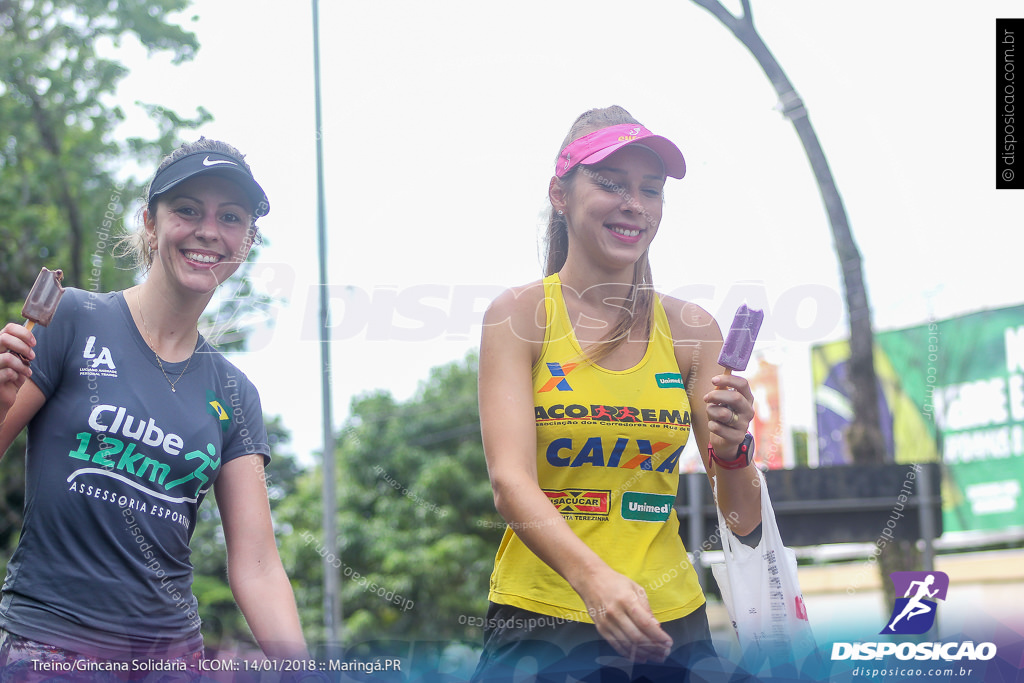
[0,322,35,417]
[576,565,673,663]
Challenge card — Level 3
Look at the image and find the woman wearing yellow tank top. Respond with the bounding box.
[474,106,763,682]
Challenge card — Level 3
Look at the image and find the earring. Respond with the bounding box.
[557,210,564,216]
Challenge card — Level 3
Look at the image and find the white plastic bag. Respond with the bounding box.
[711,468,818,675]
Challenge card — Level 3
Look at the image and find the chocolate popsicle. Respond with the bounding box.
[718,303,764,375]
[21,267,65,331]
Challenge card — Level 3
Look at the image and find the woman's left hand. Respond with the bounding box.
[702,373,755,453]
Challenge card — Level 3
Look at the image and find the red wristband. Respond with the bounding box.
[708,432,754,470]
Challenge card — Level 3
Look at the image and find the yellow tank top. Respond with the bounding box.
[487,273,704,623]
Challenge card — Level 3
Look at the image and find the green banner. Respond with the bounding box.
[812,304,1024,533]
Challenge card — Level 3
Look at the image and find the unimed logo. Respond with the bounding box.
[621,491,673,522]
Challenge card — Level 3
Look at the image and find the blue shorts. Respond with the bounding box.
[469,602,752,683]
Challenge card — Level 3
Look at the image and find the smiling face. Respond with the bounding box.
[552,145,666,277]
[145,174,254,296]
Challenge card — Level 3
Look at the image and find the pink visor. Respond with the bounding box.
[555,123,686,179]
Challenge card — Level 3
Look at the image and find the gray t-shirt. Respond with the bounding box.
[0,288,271,659]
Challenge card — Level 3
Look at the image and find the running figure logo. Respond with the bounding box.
[880,571,949,635]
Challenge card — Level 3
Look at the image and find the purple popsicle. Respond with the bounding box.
[21,267,65,331]
[718,303,764,374]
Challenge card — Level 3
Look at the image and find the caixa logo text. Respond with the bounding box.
[831,641,996,662]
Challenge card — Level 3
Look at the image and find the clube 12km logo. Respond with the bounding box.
[831,572,996,663]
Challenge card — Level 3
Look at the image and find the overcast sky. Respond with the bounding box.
[112,1,1021,464]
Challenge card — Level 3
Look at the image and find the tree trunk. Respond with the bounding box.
[691,0,885,465]
[691,0,900,606]
[9,5,85,286]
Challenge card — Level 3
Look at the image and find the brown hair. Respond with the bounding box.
[545,106,657,364]
[115,137,263,272]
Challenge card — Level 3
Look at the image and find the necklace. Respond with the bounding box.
[136,289,195,393]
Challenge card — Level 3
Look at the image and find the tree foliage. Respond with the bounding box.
[691,0,908,608]
[689,0,885,465]
[0,0,210,298]
[276,351,501,658]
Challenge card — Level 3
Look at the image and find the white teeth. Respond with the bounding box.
[184,251,220,264]
[610,227,640,237]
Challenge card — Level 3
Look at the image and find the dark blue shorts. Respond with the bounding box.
[469,602,753,683]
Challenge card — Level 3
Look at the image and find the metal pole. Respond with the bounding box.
[918,463,936,572]
[312,0,341,649]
